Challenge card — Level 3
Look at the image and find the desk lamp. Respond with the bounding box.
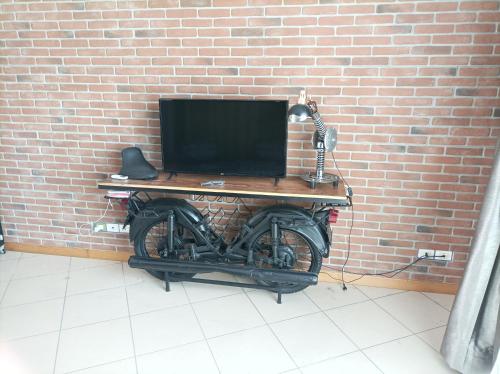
[288,90,338,189]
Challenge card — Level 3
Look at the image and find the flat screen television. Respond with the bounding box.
[159,98,288,178]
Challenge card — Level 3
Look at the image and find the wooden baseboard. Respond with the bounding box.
[6,242,458,294]
[5,242,131,262]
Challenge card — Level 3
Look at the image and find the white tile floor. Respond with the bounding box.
[0,251,458,374]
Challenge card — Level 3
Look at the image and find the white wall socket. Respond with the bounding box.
[417,249,434,258]
[93,223,106,233]
[417,249,453,261]
[435,250,453,261]
[93,223,129,233]
[106,223,121,233]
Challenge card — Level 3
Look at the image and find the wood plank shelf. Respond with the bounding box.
[98,172,348,205]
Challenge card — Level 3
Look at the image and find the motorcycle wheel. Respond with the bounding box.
[133,217,200,280]
[248,228,322,293]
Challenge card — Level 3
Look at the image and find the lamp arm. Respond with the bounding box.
[306,99,327,141]
[311,112,327,141]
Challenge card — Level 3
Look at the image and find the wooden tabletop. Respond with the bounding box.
[98,173,348,204]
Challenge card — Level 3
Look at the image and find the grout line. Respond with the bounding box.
[0,256,22,305]
[51,257,71,374]
[303,289,362,357]
[181,281,222,374]
[243,290,301,371]
[122,263,140,374]
[372,294,449,336]
[419,290,453,312]
[62,356,136,374]
[133,337,207,360]
[5,261,117,283]
[359,350,386,374]
[413,328,446,353]
[0,295,67,310]
[355,285,407,300]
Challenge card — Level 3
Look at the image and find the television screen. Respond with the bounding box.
[159,98,288,178]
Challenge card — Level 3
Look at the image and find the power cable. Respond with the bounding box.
[328,152,442,290]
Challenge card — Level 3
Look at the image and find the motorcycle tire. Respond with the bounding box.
[247,227,323,294]
[133,216,201,281]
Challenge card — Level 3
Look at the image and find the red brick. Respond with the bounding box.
[416,2,457,12]
[460,1,499,10]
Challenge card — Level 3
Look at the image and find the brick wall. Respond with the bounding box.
[1,0,499,284]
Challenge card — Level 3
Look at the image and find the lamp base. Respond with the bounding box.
[301,172,339,189]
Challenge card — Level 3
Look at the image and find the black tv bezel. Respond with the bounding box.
[159,98,289,178]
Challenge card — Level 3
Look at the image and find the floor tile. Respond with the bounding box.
[247,290,319,323]
[301,351,382,374]
[1,273,68,307]
[123,265,158,286]
[62,287,128,329]
[0,260,18,282]
[183,273,243,303]
[418,326,447,351]
[55,318,134,374]
[0,299,64,341]
[137,341,218,374]
[209,326,295,374]
[375,291,450,333]
[356,285,406,299]
[131,304,204,355]
[363,335,456,374]
[66,264,124,295]
[0,332,59,374]
[70,257,121,272]
[304,283,368,310]
[13,254,69,279]
[326,300,411,349]
[422,292,455,311]
[193,293,265,338]
[126,277,189,315]
[0,281,8,300]
[271,312,357,366]
[0,251,22,262]
[19,252,40,258]
[66,358,137,374]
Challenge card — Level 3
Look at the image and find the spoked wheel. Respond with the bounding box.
[248,228,322,293]
[134,218,200,280]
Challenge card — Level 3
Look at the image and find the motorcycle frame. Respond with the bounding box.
[124,192,344,303]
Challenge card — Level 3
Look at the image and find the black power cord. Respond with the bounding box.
[321,253,446,285]
[328,152,444,290]
[331,152,354,290]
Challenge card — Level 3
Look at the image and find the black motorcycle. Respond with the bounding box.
[125,192,335,300]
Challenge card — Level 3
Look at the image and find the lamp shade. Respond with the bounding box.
[288,103,311,123]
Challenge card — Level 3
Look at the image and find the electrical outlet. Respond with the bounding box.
[418,249,453,261]
[93,223,106,233]
[418,249,435,258]
[106,223,121,233]
[435,250,453,262]
[119,225,129,233]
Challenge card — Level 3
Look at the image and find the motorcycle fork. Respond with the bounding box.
[271,218,281,266]
[167,210,175,252]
